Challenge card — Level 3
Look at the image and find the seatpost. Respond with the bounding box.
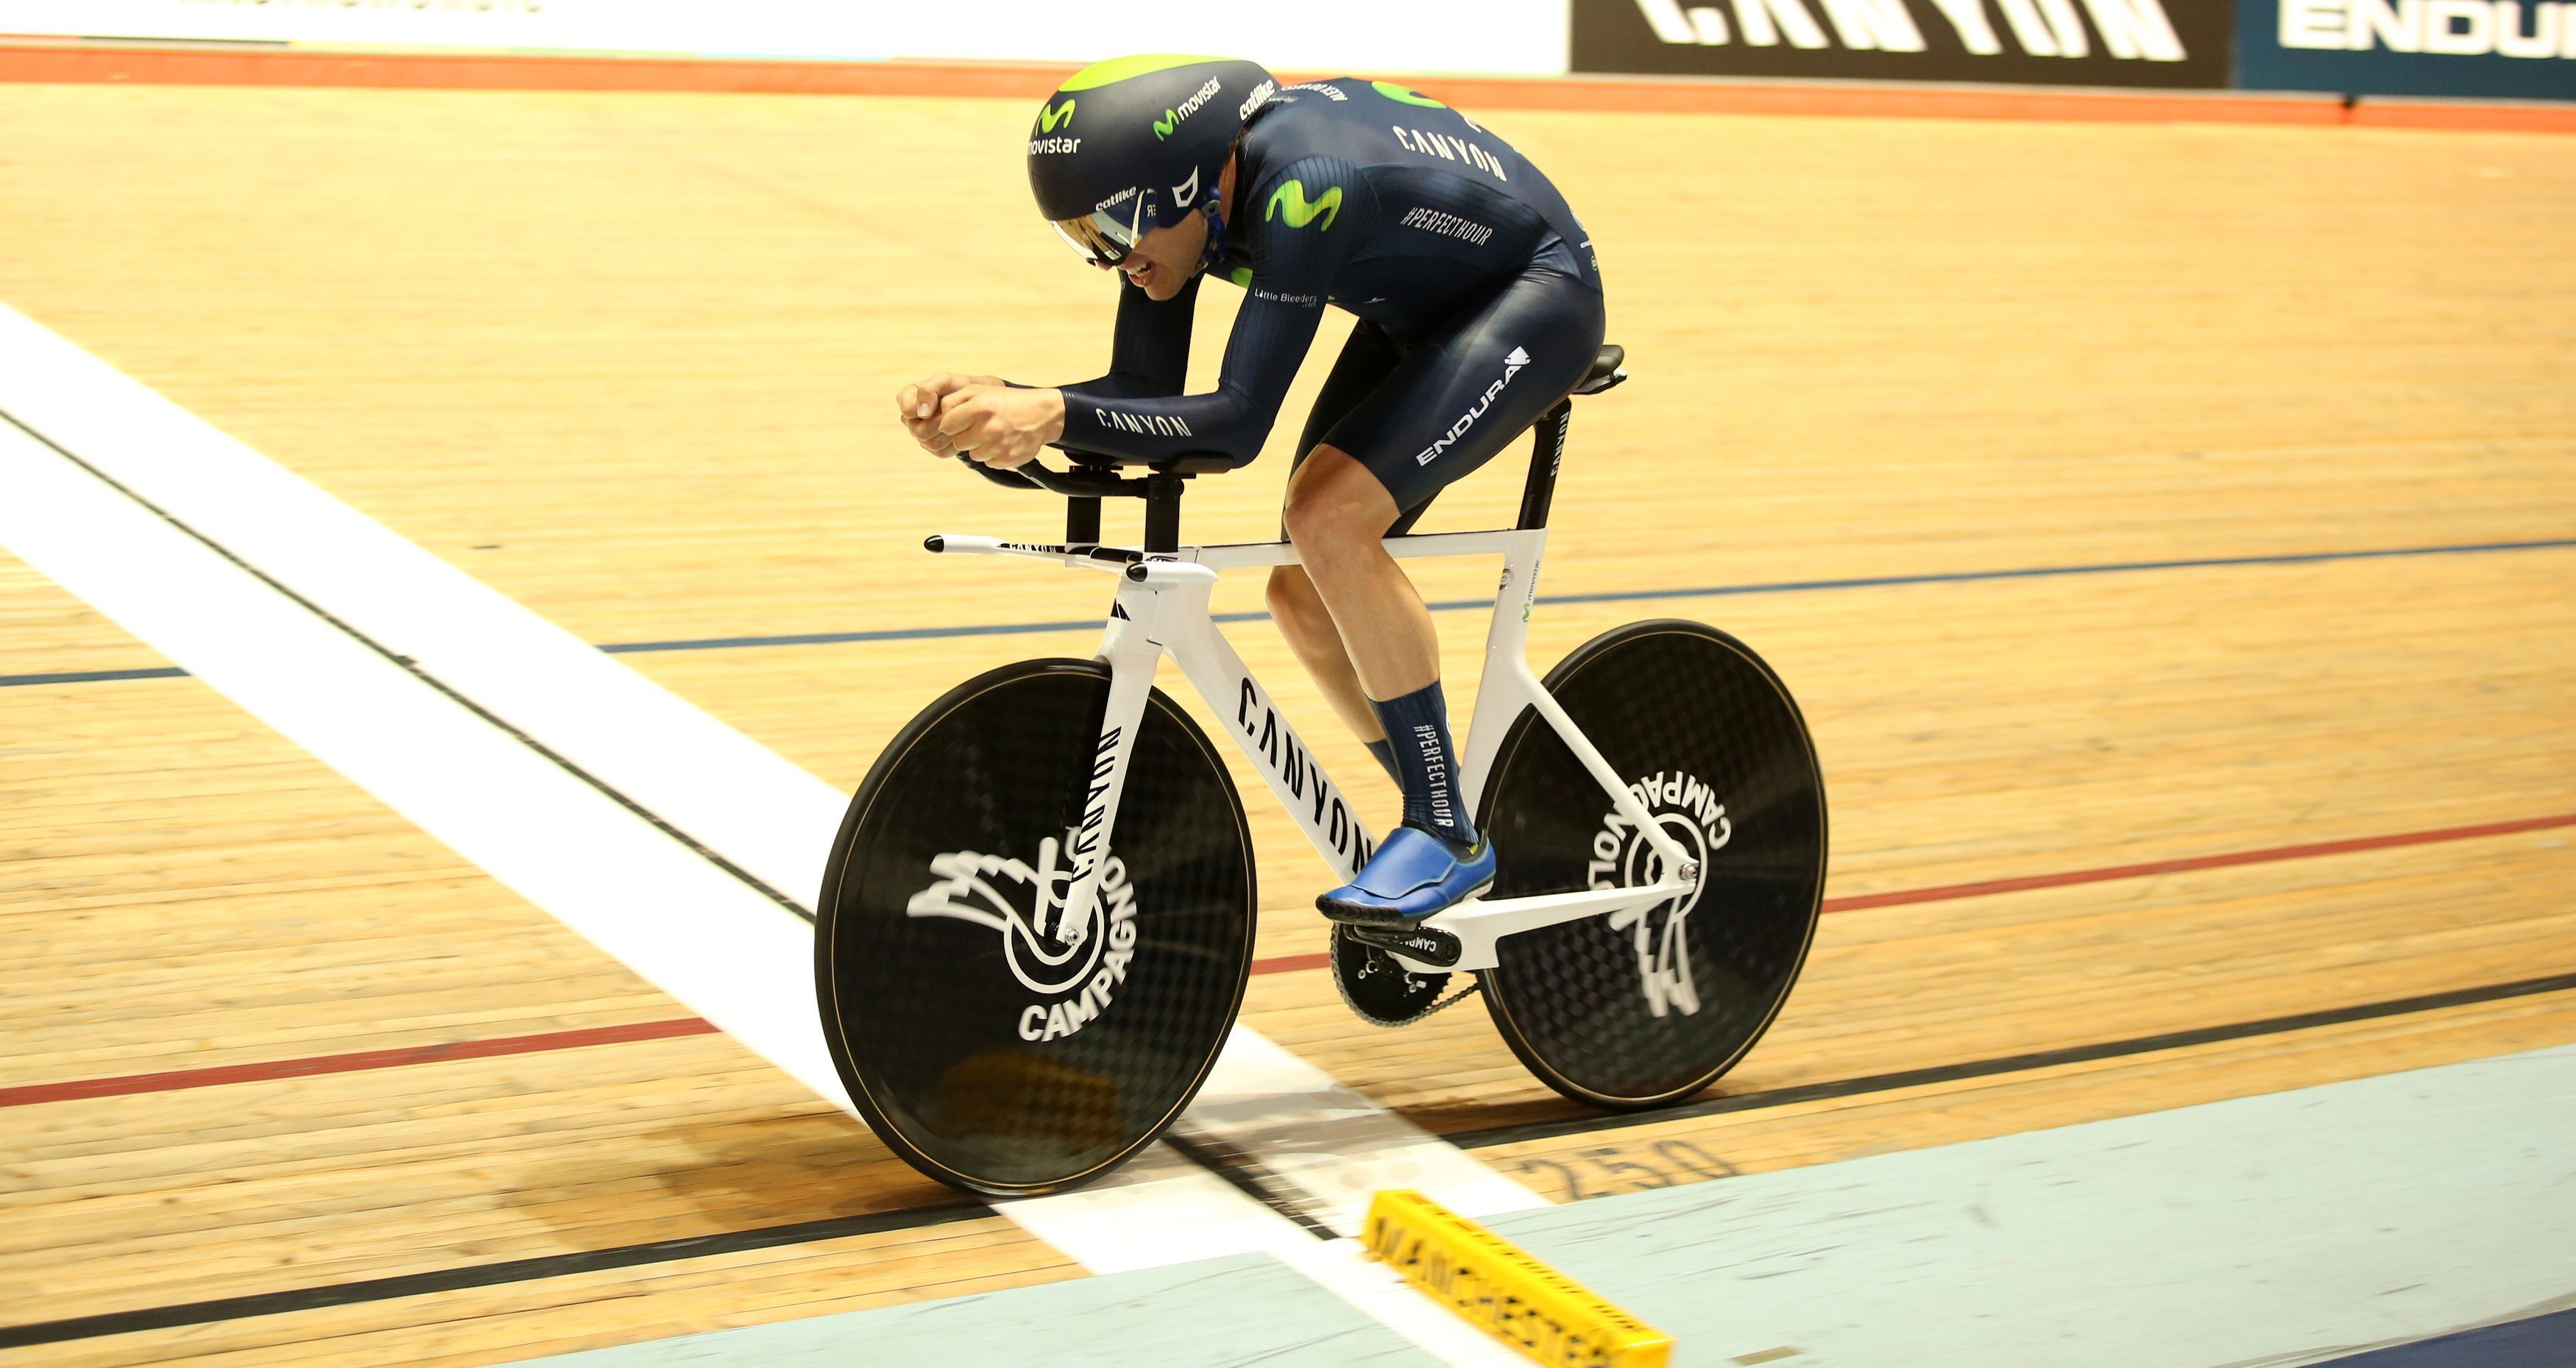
[1141,472,1186,553]
[1517,400,1573,531]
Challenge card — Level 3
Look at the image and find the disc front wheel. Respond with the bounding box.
[815,659,1256,1197]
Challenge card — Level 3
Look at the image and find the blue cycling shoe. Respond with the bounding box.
[1317,825,1497,925]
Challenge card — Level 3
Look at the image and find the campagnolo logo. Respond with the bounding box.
[1625,0,2189,60]
[1236,678,1373,875]
[1416,346,1530,466]
[1070,725,1119,875]
[1590,770,1733,1017]
[908,834,1142,1042]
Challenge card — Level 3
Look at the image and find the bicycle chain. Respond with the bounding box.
[1408,977,1483,1023]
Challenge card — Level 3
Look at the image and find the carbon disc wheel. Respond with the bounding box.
[815,659,1255,1197]
[1476,620,1825,1109]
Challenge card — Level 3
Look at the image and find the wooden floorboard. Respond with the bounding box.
[0,79,2569,1364]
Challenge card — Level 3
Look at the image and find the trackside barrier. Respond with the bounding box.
[1362,1188,1674,1368]
[4,41,2567,132]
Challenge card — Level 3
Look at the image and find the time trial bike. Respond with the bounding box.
[815,345,1826,1197]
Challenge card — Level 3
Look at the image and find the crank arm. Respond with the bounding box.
[1373,877,1697,974]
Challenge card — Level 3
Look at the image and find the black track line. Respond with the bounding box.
[10,970,2571,1346]
[10,406,2569,1341]
[1443,970,2576,1149]
[0,1202,987,1350]
[1164,1129,1342,1241]
[1,407,1334,1310]
[0,406,816,922]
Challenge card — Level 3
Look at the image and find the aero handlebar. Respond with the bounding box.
[952,450,1234,499]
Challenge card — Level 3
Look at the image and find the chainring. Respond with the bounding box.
[1331,923,1474,1027]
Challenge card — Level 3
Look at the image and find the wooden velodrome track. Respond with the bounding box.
[1,66,2572,1366]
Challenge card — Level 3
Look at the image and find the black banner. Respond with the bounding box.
[1571,0,2234,87]
[2239,0,2576,100]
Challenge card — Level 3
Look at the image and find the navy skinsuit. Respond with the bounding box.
[1051,79,1607,529]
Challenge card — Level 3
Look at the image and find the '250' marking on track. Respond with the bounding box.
[1512,1138,1740,1202]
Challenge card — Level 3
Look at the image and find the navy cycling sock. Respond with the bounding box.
[1362,737,1400,783]
[1368,680,1479,851]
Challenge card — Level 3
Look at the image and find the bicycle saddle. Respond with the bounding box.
[1574,344,1627,396]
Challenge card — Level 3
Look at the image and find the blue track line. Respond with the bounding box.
[592,535,2576,653]
[595,609,1278,656]
[7,535,2570,688]
[0,666,190,687]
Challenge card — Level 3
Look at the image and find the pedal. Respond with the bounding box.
[1345,923,1463,971]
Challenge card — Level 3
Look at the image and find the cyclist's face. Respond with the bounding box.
[1103,210,1207,302]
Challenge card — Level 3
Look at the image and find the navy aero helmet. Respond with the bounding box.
[1027,54,1275,264]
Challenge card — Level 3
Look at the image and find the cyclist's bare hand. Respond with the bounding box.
[938,384,1065,469]
[896,372,1002,456]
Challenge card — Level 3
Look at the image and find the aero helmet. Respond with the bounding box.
[1027,54,1276,264]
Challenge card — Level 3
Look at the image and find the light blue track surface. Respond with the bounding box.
[1481,1043,2576,1367]
[517,1251,1423,1367]
[514,1044,2576,1368]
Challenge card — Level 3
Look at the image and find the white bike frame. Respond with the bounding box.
[926,524,1701,976]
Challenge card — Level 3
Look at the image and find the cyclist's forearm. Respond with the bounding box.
[1056,384,1275,463]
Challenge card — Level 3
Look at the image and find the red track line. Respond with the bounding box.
[8,812,2568,1110]
[1819,811,2576,912]
[0,1016,719,1109]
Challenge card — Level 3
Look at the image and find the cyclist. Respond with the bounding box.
[896,54,1605,925]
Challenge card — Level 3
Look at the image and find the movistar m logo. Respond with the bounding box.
[1267,180,1342,231]
[1036,99,1077,134]
[1373,80,1446,107]
[1154,109,1178,139]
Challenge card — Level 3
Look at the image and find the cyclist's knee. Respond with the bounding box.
[1281,445,1391,550]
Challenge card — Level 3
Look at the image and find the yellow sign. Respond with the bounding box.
[1362,1189,1673,1368]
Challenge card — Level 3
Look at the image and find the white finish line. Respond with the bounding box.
[0,407,850,1110]
[0,301,1537,1362]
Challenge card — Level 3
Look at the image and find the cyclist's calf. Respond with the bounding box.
[1265,564,1382,744]
[1278,445,1438,701]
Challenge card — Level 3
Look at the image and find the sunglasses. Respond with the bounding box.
[1051,185,1165,266]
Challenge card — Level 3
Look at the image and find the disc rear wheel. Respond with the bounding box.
[815,659,1255,1197]
[1476,620,1825,1109]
